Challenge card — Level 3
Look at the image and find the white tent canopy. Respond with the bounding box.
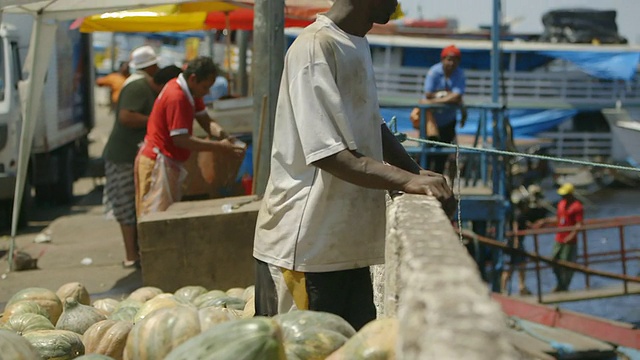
[0,0,218,270]
[0,0,192,20]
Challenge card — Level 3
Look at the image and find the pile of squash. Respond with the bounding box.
[0,282,397,360]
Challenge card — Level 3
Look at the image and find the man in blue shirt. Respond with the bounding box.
[411,45,466,175]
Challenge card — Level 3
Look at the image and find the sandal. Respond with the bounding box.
[122,260,141,269]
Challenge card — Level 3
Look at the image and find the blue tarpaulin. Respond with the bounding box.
[370,42,640,81]
[540,50,640,81]
[380,107,578,138]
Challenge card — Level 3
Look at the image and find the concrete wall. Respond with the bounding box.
[379,194,519,359]
[137,195,260,293]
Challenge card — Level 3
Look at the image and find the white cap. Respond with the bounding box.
[129,45,159,70]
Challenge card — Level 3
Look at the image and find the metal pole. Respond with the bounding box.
[420,108,427,168]
[533,234,543,303]
[491,0,501,105]
[252,0,285,195]
[237,30,249,96]
[110,32,117,72]
[582,230,590,288]
[619,226,628,294]
[225,13,233,94]
[208,30,216,59]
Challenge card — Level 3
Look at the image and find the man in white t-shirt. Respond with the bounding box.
[253,0,455,330]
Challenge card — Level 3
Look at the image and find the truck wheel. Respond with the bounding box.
[53,146,75,205]
[1,179,32,230]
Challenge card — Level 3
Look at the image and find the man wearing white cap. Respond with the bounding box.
[102,45,161,268]
[124,45,160,86]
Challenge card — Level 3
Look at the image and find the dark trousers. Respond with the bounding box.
[255,259,376,330]
[552,242,577,291]
[429,121,457,174]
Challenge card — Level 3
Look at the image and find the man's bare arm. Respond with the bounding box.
[313,149,451,200]
[195,112,228,139]
[172,134,243,156]
[118,109,148,129]
[381,124,420,174]
[423,92,463,104]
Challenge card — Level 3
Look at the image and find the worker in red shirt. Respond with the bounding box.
[550,183,584,292]
[134,57,245,217]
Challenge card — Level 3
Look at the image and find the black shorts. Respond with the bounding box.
[254,258,376,330]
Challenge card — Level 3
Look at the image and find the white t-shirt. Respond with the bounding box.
[253,15,386,272]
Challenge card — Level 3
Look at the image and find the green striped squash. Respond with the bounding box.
[83,320,132,360]
[173,286,207,304]
[0,328,40,359]
[164,317,286,360]
[193,290,227,308]
[23,329,85,359]
[6,288,63,325]
[274,311,355,360]
[3,313,55,335]
[126,287,163,303]
[123,305,200,360]
[326,318,398,360]
[2,301,50,323]
[109,307,138,323]
[74,355,115,360]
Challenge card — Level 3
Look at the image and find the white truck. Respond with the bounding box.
[0,14,94,226]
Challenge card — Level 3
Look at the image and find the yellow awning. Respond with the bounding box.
[79,2,240,33]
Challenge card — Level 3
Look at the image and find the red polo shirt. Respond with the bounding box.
[555,199,584,244]
[141,75,206,162]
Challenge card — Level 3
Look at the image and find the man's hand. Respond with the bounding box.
[404,171,456,218]
[209,122,228,139]
[218,138,246,158]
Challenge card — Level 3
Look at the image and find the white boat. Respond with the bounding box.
[603,109,640,166]
[600,108,640,186]
[613,120,640,165]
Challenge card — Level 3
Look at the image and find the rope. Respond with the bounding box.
[401,135,640,173]
[455,144,463,244]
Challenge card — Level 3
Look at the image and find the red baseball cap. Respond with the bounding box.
[441,45,461,59]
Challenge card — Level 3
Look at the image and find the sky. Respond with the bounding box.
[398,0,640,44]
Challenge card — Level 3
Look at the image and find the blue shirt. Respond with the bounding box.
[423,62,465,126]
[204,75,229,103]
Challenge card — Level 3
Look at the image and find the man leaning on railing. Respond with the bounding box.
[410,44,467,179]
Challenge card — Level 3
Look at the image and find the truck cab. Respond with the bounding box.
[0,15,94,227]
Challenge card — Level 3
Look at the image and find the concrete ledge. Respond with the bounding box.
[137,195,260,292]
[383,194,518,359]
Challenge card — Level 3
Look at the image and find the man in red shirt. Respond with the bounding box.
[134,57,245,217]
[551,182,584,292]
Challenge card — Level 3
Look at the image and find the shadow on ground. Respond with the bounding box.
[0,183,105,237]
[92,269,144,301]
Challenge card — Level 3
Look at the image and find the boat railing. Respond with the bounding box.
[537,131,613,160]
[374,66,640,107]
[504,215,640,302]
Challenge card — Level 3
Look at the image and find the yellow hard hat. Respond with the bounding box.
[557,183,574,196]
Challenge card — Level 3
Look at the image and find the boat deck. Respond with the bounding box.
[515,282,640,304]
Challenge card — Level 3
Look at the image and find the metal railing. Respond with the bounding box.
[538,131,613,160]
[464,215,640,303]
[374,66,640,107]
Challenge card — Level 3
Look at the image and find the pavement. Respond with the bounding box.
[0,98,143,305]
